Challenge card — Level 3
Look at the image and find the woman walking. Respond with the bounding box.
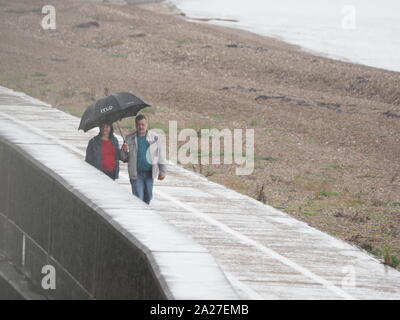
[85,122,121,180]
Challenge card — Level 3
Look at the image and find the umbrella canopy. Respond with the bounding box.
[78,92,150,132]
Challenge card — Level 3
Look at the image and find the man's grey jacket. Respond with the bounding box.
[120,130,167,180]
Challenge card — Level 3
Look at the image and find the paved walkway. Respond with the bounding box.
[1,85,399,299]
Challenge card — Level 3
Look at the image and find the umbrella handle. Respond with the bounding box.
[115,121,126,145]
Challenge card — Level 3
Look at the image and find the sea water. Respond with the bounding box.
[168,0,400,72]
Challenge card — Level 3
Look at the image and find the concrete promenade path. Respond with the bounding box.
[0,85,399,299]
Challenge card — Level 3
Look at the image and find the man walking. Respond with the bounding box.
[120,114,167,204]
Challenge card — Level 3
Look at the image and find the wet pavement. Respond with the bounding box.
[0,85,399,299]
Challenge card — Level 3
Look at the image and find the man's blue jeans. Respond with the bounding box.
[130,170,154,204]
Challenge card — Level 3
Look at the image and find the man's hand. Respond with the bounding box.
[158,174,165,181]
[122,143,128,152]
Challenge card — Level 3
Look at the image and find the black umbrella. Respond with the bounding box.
[78,92,150,141]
